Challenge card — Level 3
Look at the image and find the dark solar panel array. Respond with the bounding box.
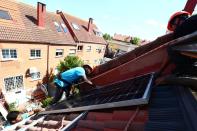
[53,73,153,109]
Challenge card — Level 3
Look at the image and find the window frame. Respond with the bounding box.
[86,46,91,52]
[69,49,76,55]
[1,49,17,61]
[61,23,67,33]
[71,23,80,30]
[93,29,103,37]
[96,47,102,53]
[54,21,62,32]
[55,49,64,57]
[77,45,83,51]
[0,10,12,20]
[30,49,41,59]
[3,75,24,92]
[30,72,41,81]
[84,60,90,64]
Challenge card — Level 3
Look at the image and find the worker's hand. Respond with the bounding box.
[33,108,45,114]
[91,83,96,88]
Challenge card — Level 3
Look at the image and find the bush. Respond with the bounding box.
[130,37,140,45]
[8,102,18,112]
[57,56,84,73]
[41,97,53,108]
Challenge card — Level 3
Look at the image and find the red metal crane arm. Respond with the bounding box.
[183,0,197,14]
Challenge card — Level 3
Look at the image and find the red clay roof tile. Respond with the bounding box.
[113,33,132,43]
[0,0,75,45]
[62,12,107,45]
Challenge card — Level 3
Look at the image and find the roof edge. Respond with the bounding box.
[0,39,77,46]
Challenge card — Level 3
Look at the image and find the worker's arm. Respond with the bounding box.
[28,108,44,116]
[82,75,93,85]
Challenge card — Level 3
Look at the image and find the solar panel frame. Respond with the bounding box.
[39,73,154,115]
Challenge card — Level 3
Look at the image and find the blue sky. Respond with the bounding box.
[19,0,194,40]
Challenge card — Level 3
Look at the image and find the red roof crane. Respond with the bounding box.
[183,0,197,14]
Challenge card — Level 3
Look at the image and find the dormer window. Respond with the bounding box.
[0,10,12,20]
[93,29,102,37]
[61,23,67,33]
[72,23,80,30]
[54,22,62,32]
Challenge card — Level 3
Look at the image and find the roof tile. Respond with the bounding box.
[63,13,107,44]
[0,0,75,45]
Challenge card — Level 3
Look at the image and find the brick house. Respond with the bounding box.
[57,12,107,66]
[0,0,106,103]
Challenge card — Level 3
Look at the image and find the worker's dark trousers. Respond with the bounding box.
[51,85,71,104]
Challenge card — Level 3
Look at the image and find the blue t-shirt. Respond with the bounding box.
[54,67,85,88]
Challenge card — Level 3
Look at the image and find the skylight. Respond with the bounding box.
[61,23,67,33]
[71,23,80,30]
[93,29,102,37]
[0,10,12,20]
[54,22,62,32]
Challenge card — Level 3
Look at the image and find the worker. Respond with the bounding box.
[173,13,197,38]
[51,65,95,104]
[6,110,40,125]
[167,11,197,76]
[158,11,197,79]
[167,11,190,32]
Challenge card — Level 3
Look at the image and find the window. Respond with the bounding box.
[1,49,17,60]
[54,67,59,75]
[69,49,76,55]
[0,10,12,20]
[30,49,41,59]
[96,47,102,53]
[54,22,62,32]
[93,29,102,37]
[31,72,41,80]
[72,23,80,30]
[4,75,23,92]
[94,59,98,64]
[77,46,83,51]
[86,46,91,52]
[102,47,105,52]
[84,60,90,64]
[56,49,64,57]
[61,23,67,33]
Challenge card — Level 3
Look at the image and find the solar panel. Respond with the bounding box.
[40,73,154,115]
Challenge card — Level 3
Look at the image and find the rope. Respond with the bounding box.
[124,107,139,131]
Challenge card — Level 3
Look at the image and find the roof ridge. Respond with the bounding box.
[63,12,89,23]
[63,12,99,29]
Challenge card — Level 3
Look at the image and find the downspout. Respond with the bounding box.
[46,44,49,89]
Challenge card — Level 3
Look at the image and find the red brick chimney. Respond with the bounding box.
[37,2,46,27]
[88,18,93,32]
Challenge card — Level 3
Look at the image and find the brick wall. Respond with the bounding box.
[77,43,106,67]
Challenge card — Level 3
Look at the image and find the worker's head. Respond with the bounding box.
[167,11,190,31]
[6,111,23,124]
[82,65,93,76]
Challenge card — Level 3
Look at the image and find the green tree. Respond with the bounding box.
[130,37,140,45]
[103,33,112,40]
[57,56,84,73]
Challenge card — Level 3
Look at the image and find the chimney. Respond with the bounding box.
[88,18,93,32]
[37,2,46,27]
